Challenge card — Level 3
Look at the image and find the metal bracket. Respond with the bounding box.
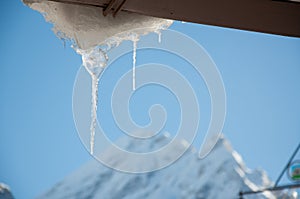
[103,0,127,17]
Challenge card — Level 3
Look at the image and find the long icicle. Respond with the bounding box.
[90,74,99,155]
[132,39,137,91]
[80,47,107,155]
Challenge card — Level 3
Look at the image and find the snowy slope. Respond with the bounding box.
[37,135,296,199]
[0,183,14,199]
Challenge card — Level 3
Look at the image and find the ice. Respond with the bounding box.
[24,0,173,50]
[23,0,173,154]
[158,32,162,43]
[132,37,138,91]
[76,47,108,155]
[90,74,98,155]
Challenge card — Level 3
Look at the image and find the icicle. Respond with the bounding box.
[132,39,137,91]
[73,23,171,154]
[79,47,108,155]
[158,31,162,43]
[90,74,99,155]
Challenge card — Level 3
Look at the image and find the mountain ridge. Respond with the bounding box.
[37,134,297,199]
[0,183,14,199]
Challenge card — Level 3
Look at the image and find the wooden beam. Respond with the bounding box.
[41,0,107,7]
[46,0,300,38]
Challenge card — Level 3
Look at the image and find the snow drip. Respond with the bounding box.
[24,0,173,154]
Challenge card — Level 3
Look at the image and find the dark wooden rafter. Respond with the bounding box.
[103,0,127,17]
[43,0,300,38]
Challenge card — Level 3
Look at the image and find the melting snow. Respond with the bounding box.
[24,0,173,154]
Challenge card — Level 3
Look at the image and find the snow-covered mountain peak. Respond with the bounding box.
[37,134,297,199]
[0,183,14,199]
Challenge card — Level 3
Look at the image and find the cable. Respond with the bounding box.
[241,183,300,196]
[240,142,300,198]
[274,142,300,187]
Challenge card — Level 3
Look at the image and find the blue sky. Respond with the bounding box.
[0,1,300,198]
